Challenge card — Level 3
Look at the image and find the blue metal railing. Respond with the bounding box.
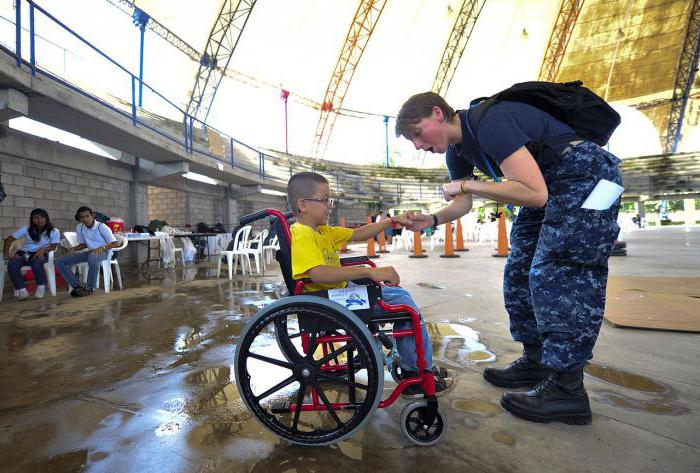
[7,0,447,202]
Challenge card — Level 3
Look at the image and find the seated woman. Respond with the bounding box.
[3,208,60,300]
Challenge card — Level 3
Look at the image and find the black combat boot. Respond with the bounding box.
[500,367,592,425]
[482,344,550,388]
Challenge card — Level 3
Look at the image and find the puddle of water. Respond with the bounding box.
[186,367,232,386]
[155,421,182,437]
[427,322,496,366]
[594,390,687,415]
[30,449,88,472]
[451,399,502,417]
[585,363,668,393]
[418,282,446,289]
[492,431,516,445]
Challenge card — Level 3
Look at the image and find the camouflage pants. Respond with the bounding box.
[503,142,622,371]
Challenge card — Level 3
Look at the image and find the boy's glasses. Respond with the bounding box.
[303,197,335,207]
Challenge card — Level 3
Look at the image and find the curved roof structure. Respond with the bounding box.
[0,0,697,165]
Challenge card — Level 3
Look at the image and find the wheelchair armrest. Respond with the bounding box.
[340,256,376,268]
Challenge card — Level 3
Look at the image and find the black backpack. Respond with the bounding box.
[469,80,621,147]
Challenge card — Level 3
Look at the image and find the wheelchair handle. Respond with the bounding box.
[239,209,293,226]
[239,209,293,246]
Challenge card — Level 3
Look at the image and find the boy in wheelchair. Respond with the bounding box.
[287,172,455,397]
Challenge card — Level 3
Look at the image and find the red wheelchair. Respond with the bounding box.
[234,209,447,446]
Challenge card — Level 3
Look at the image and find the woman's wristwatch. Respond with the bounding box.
[431,214,438,229]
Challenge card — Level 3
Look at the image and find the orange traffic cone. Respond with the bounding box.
[340,216,349,253]
[409,230,428,258]
[455,218,469,252]
[366,215,379,258]
[377,225,389,253]
[493,212,510,257]
[440,221,459,258]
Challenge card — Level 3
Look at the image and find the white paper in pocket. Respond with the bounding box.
[581,179,624,210]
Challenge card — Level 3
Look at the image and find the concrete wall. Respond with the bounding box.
[147,183,226,228]
[1,130,132,240]
[147,187,187,226]
[0,128,394,261]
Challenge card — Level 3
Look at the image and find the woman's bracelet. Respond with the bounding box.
[460,179,468,194]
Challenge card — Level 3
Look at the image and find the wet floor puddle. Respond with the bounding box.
[427,322,495,366]
[585,363,687,415]
[492,431,516,445]
[585,363,667,393]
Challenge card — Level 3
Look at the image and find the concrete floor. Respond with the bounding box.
[0,227,698,473]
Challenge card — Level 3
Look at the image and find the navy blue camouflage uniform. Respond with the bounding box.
[446,101,622,372]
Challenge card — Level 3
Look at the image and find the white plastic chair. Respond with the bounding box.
[263,235,279,265]
[243,229,268,274]
[429,225,445,251]
[217,226,252,279]
[69,234,128,292]
[3,238,57,298]
[102,234,128,291]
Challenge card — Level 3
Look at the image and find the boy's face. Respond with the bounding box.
[298,183,334,225]
[406,106,450,154]
[78,210,95,227]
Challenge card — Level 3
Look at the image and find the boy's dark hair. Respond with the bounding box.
[395,91,455,138]
[287,172,329,214]
[74,206,93,222]
[28,208,54,242]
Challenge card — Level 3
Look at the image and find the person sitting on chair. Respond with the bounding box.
[3,208,60,300]
[56,206,119,297]
[287,172,455,397]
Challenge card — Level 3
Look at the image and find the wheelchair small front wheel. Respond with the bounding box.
[400,401,447,447]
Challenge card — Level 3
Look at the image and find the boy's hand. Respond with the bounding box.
[370,266,400,286]
[391,211,415,226]
[404,213,433,232]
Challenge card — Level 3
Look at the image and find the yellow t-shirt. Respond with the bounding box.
[291,222,354,292]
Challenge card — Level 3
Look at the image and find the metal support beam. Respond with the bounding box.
[432,0,487,97]
[104,0,201,62]
[538,0,585,82]
[312,0,388,156]
[664,0,700,154]
[187,0,257,125]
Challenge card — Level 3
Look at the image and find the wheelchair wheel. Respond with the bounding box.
[400,401,447,447]
[235,296,384,446]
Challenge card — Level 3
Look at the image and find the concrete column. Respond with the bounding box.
[224,185,239,227]
[683,198,696,226]
[185,194,193,227]
[129,156,149,264]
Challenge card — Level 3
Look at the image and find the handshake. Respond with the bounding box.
[388,211,435,232]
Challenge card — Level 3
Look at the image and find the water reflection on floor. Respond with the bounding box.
[1,260,694,472]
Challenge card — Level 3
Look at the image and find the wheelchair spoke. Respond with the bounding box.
[312,380,344,427]
[316,342,354,367]
[274,319,303,361]
[248,351,295,370]
[255,374,297,402]
[291,385,305,432]
[317,372,368,391]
